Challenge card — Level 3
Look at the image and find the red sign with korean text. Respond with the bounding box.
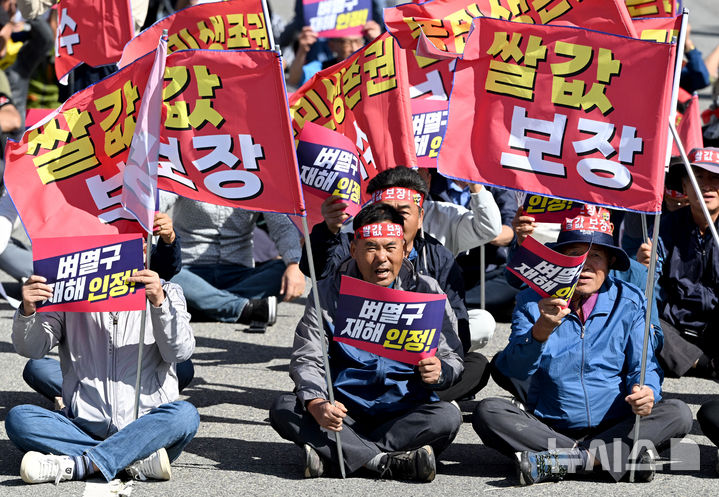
[384,0,637,58]
[118,0,269,68]
[438,17,676,213]
[159,50,304,215]
[33,234,146,312]
[672,94,703,156]
[55,0,134,82]
[289,32,415,182]
[634,15,681,42]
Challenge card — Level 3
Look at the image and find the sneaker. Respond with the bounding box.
[630,447,655,483]
[303,444,324,478]
[379,445,436,482]
[516,449,571,486]
[20,452,74,485]
[125,448,171,481]
[238,296,277,326]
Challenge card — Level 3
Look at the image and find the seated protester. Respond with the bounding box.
[21,212,194,407]
[270,203,463,482]
[474,209,692,485]
[300,166,487,402]
[160,193,306,327]
[5,262,199,484]
[427,172,519,315]
[637,147,719,378]
[697,399,719,474]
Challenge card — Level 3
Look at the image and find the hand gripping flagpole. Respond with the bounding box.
[629,10,688,482]
[301,216,347,478]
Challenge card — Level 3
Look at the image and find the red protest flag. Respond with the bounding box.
[5,52,157,239]
[438,17,676,214]
[118,0,270,68]
[289,32,415,184]
[625,0,676,18]
[384,0,637,57]
[159,49,305,216]
[55,0,134,82]
[672,94,703,156]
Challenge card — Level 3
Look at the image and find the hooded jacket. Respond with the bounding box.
[290,258,464,418]
[12,282,194,439]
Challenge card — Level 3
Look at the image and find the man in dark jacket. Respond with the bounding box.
[638,147,719,378]
[300,166,488,401]
[474,207,692,485]
[272,204,463,482]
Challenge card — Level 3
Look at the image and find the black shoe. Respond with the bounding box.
[303,444,324,478]
[379,445,436,482]
[238,296,277,326]
[516,449,571,486]
[629,447,655,483]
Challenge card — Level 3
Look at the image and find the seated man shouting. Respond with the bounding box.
[271,203,464,482]
[5,264,199,485]
[473,207,691,485]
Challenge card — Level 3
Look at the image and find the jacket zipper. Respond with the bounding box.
[579,322,592,428]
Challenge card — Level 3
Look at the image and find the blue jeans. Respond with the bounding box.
[171,260,286,322]
[5,401,200,481]
[23,358,195,402]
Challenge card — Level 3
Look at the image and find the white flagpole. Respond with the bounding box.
[301,216,347,478]
[629,9,688,482]
[479,245,486,309]
[134,232,153,420]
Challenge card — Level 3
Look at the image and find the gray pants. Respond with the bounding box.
[473,397,692,481]
[270,393,462,475]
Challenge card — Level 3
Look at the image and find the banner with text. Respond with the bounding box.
[333,276,446,365]
[522,195,583,223]
[55,0,134,82]
[289,32,415,188]
[296,122,362,229]
[438,17,676,213]
[303,0,373,38]
[33,234,145,312]
[625,0,676,18]
[118,0,269,68]
[506,235,586,300]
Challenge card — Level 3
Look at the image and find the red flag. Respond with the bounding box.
[121,35,167,233]
[633,15,681,42]
[55,0,134,83]
[438,17,676,213]
[118,0,270,68]
[5,52,157,239]
[289,32,415,187]
[159,50,304,216]
[672,94,703,156]
[625,0,676,18]
[384,0,637,57]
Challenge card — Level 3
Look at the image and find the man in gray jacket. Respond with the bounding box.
[270,203,464,482]
[5,267,199,485]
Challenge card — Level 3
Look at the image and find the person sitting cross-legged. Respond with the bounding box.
[270,203,464,482]
[473,208,692,485]
[5,265,199,485]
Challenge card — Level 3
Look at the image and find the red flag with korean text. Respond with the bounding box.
[438,17,676,214]
[289,32,415,193]
[5,52,156,239]
[672,94,703,156]
[159,49,304,215]
[118,0,270,68]
[5,49,304,242]
[384,0,637,57]
[55,0,134,83]
[633,15,681,42]
[625,0,676,18]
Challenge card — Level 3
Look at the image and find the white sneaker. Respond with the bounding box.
[126,448,171,481]
[20,451,74,485]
